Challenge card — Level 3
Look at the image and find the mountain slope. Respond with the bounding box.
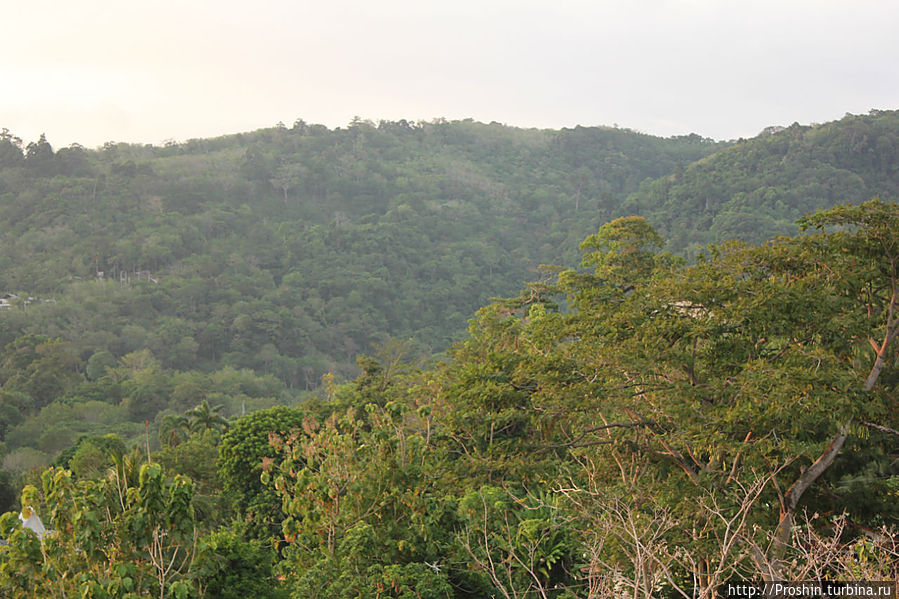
[0,119,722,384]
[621,110,899,254]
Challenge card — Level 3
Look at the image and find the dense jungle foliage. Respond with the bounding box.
[624,109,899,255]
[0,118,724,384]
[0,111,897,596]
[0,117,730,470]
[0,200,897,597]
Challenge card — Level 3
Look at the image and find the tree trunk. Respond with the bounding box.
[768,291,896,575]
[768,423,848,576]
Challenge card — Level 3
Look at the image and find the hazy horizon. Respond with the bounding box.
[3,0,897,149]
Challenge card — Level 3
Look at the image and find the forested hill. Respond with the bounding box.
[0,112,897,594]
[622,109,899,254]
[0,119,723,386]
[0,111,896,394]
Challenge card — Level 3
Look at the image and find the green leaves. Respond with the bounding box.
[0,460,198,598]
[579,215,664,286]
[457,486,574,596]
[218,406,307,539]
[191,528,284,599]
[433,201,899,580]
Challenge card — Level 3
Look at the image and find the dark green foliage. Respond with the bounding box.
[1,113,894,400]
[0,336,288,480]
[24,134,55,176]
[286,560,453,599]
[0,129,24,168]
[0,116,897,595]
[0,390,27,441]
[0,469,15,513]
[625,111,899,255]
[85,349,116,381]
[0,335,81,410]
[1,202,898,594]
[156,429,228,528]
[438,201,899,585]
[218,405,307,538]
[0,120,724,392]
[53,433,125,477]
[192,528,286,599]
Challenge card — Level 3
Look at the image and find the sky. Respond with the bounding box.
[2,0,897,149]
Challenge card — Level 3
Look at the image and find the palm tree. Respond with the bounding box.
[186,399,229,434]
[159,413,191,448]
[108,447,147,504]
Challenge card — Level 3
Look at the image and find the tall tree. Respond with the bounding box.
[0,128,24,168]
[24,133,54,175]
[437,202,899,581]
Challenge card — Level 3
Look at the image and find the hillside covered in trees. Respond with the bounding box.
[624,109,899,254]
[0,119,725,386]
[0,117,734,475]
[0,110,897,483]
[0,201,896,597]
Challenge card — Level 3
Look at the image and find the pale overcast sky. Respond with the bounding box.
[2,0,897,149]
